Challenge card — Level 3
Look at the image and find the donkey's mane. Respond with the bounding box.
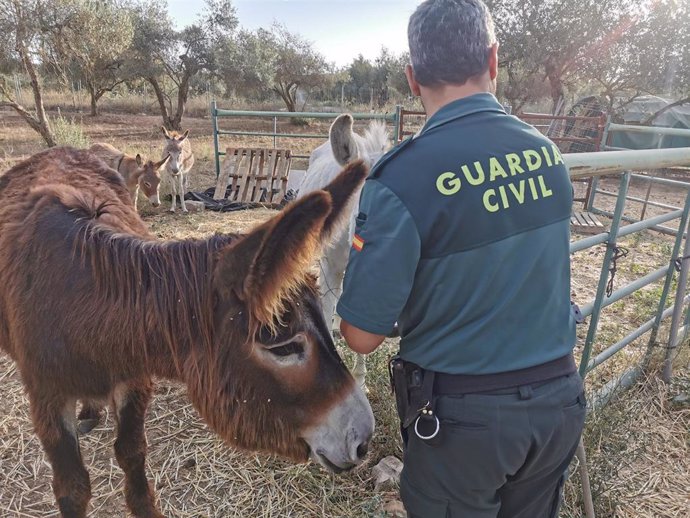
[362,120,390,159]
[64,197,237,369]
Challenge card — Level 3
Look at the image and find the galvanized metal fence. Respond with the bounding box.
[564,147,690,518]
[587,123,690,236]
[210,101,402,177]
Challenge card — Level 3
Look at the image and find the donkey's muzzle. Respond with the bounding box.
[302,382,374,473]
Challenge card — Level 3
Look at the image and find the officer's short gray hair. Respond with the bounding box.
[408,0,497,87]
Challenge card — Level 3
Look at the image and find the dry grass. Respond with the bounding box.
[1,108,689,517]
[562,362,690,518]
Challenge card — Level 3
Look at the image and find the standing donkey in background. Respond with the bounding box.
[298,114,391,389]
[0,147,374,518]
[161,127,194,212]
[88,142,168,210]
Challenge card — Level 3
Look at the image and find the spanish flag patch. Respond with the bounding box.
[352,234,365,252]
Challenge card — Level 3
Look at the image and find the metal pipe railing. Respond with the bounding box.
[586,293,690,371]
[578,173,631,377]
[607,122,690,138]
[564,148,690,179]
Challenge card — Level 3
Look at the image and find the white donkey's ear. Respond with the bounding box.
[330,114,359,166]
[161,126,172,140]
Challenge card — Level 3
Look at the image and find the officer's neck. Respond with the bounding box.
[419,76,494,119]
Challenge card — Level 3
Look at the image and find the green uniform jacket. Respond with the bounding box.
[337,93,576,375]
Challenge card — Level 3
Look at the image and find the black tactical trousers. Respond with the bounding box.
[400,373,586,518]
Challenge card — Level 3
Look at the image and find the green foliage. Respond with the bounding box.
[220,23,330,112]
[51,113,90,148]
[485,0,690,112]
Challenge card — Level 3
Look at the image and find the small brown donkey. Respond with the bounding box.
[88,142,168,210]
[0,147,374,518]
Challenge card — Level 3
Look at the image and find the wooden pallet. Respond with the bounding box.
[215,148,292,204]
[571,210,606,234]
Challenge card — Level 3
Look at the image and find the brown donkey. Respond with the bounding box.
[88,142,168,210]
[0,147,374,518]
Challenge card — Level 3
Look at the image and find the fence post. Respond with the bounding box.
[579,172,631,377]
[273,116,277,148]
[663,217,690,382]
[211,100,220,178]
[586,116,612,211]
[646,189,690,360]
[393,105,402,144]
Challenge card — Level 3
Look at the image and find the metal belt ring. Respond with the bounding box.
[414,414,440,440]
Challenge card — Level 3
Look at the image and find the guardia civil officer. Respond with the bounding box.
[337,1,586,516]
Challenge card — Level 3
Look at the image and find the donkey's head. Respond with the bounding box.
[135,155,169,207]
[191,160,374,472]
[161,127,190,175]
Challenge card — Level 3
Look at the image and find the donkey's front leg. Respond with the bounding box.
[30,395,91,518]
[113,381,163,518]
[178,173,187,212]
[169,176,177,213]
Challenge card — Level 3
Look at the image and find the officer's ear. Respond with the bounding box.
[405,64,422,97]
[488,43,499,82]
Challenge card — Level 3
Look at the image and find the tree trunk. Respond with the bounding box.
[0,100,57,147]
[274,83,297,112]
[9,8,56,147]
[88,84,99,117]
[147,76,174,129]
[170,70,193,131]
[544,60,565,114]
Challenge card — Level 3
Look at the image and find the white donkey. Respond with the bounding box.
[161,127,195,212]
[298,114,390,388]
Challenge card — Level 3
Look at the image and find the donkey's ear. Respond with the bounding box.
[161,126,172,140]
[215,191,332,326]
[178,129,189,141]
[154,154,171,170]
[135,154,143,167]
[330,114,359,166]
[320,159,368,241]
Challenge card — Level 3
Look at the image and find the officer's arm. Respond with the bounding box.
[337,180,420,355]
[340,321,385,354]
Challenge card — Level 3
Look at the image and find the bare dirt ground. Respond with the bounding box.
[0,109,688,517]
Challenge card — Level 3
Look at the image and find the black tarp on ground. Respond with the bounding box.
[173,187,297,212]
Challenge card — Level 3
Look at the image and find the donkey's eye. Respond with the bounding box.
[261,334,308,363]
[265,340,305,357]
[144,182,151,188]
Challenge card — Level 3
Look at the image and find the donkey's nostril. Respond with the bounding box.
[356,440,369,460]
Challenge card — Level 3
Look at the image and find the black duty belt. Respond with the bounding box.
[390,354,577,447]
[433,354,577,395]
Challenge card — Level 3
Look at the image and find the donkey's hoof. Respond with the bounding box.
[169,208,176,213]
[77,418,100,435]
